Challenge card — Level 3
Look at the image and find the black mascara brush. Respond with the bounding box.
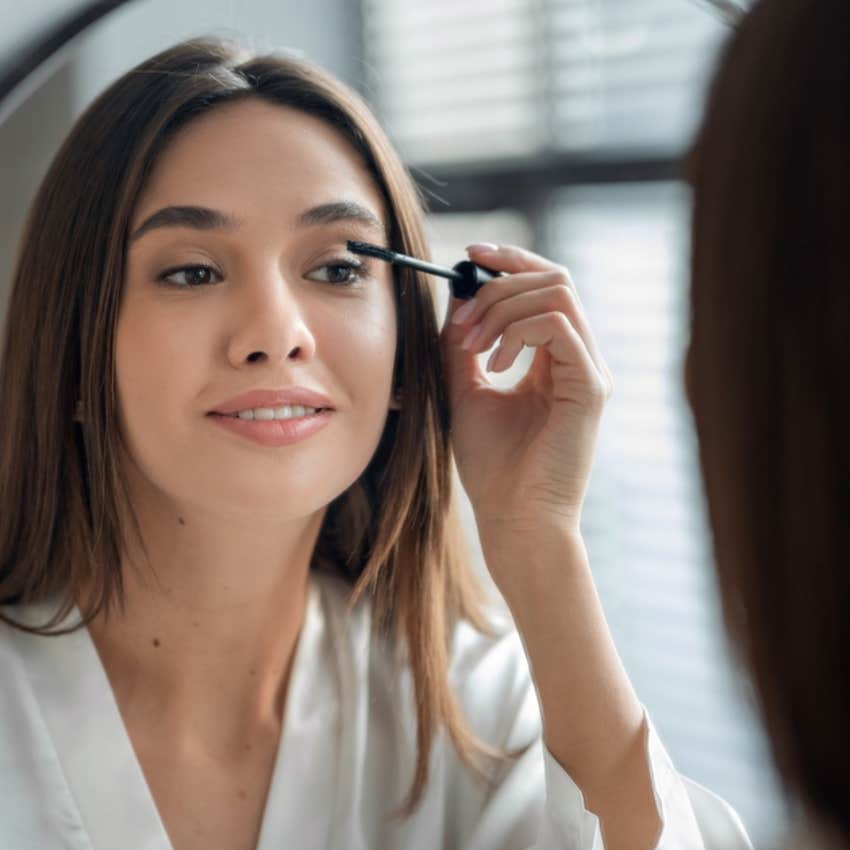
[347,241,499,300]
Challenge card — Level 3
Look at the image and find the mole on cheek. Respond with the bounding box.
[177,516,186,526]
[152,637,161,648]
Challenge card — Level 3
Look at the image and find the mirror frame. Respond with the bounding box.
[0,1,136,116]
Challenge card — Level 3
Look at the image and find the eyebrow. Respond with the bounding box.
[127,200,386,245]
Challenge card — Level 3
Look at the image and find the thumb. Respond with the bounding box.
[440,291,486,404]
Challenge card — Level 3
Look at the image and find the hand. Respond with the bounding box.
[441,252,666,849]
[439,243,613,545]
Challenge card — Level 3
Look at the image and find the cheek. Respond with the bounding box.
[321,297,398,398]
[114,296,210,429]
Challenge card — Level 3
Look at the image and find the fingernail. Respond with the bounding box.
[451,298,477,324]
[460,322,483,350]
[465,242,498,252]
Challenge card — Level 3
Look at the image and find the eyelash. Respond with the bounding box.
[155,258,370,289]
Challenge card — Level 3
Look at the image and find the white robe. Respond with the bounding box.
[0,567,747,849]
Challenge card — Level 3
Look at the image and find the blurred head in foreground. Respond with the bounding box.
[685,0,850,844]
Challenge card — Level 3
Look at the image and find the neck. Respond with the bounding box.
[81,470,326,757]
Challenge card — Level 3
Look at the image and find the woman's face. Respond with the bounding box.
[118,99,398,521]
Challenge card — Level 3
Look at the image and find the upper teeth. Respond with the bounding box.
[225,405,321,420]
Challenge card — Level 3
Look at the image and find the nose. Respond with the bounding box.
[226,268,318,368]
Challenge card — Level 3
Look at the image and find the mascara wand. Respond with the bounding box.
[347,241,499,300]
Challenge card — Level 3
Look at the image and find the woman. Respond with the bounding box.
[0,36,722,850]
[685,1,850,848]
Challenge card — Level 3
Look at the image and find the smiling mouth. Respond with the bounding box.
[208,406,331,420]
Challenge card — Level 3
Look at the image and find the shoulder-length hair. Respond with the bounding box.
[0,35,520,818]
[685,0,850,843]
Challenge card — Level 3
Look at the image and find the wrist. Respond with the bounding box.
[475,512,584,554]
[476,521,590,621]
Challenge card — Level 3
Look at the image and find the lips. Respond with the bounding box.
[210,387,335,415]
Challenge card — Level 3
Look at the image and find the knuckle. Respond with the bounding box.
[549,266,572,288]
[549,284,574,312]
[548,311,572,333]
[587,381,609,406]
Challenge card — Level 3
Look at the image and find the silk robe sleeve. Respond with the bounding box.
[442,612,709,850]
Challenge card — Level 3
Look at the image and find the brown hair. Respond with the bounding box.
[0,36,521,818]
[684,0,850,844]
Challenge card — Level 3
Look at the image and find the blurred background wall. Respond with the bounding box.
[0,1,787,845]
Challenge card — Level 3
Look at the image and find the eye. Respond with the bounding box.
[156,264,221,287]
[305,259,367,287]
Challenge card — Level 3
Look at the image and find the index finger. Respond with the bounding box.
[466,243,565,275]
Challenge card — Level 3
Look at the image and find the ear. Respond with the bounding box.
[389,387,403,411]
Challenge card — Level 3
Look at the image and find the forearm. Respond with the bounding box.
[479,524,663,850]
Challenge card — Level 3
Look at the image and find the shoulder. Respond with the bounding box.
[448,604,525,685]
[311,566,540,746]
[448,606,541,749]
[0,602,58,776]
[0,595,77,702]
[0,611,22,689]
[0,602,45,668]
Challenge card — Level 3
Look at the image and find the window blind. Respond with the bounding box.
[546,182,788,843]
[362,0,543,162]
[423,189,788,846]
[362,0,729,163]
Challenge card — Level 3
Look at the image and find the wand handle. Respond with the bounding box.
[450,260,499,300]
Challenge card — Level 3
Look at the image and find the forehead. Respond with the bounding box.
[133,99,387,227]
